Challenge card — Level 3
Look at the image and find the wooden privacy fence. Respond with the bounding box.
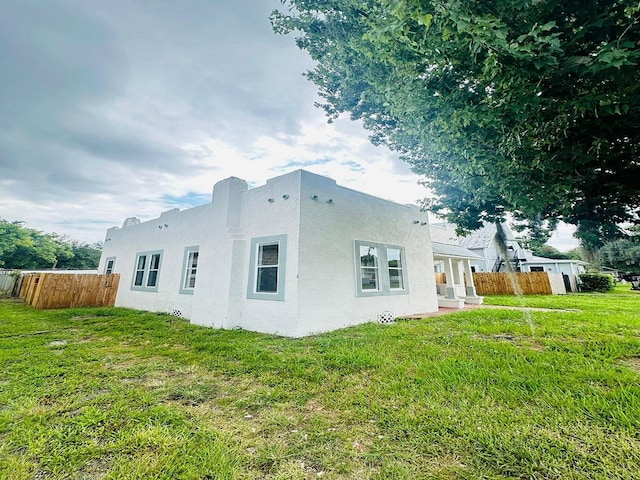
[19,273,120,309]
[471,271,565,295]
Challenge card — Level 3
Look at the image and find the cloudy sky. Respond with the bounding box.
[0,0,577,250]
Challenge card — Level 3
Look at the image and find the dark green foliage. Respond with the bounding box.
[532,245,572,260]
[598,225,640,275]
[273,0,640,247]
[579,273,615,292]
[55,241,103,270]
[0,218,101,270]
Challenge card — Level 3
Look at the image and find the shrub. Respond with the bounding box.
[579,273,614,292]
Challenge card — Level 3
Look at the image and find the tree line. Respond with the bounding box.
[0,218,101,270]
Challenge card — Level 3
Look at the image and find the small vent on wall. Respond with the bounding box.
[168,309,184,318]
[377,310,395,324]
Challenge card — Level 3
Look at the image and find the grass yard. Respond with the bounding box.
[1,286,639,479]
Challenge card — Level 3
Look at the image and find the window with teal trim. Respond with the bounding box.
[104,257,116,275]
[131,250,163,292]
[247,235,286,301]
[180,246,199,294]
[355,241,408,296]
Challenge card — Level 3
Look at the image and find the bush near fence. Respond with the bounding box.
[579,273,614,293]
[472,272,563,295]
[19,273,120,309]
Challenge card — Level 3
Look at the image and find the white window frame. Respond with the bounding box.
[104,257,116,275]
[387,247,405,290]
[355,240,409,297]
[247,234,286,301]
[179,246,199,294]
[131,250,163,292]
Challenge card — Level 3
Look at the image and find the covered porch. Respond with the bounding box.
[432,242,484,308]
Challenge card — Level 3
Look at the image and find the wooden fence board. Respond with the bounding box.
[20,274,41,305]
[471,272,556,295]
[0,271,19,293]
[18,273,120,309]
[548,273,567,295]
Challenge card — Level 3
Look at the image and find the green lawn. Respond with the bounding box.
[1,286,639,479]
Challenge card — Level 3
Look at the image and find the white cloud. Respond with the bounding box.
[0,0,577,252]
[547,223,580,251]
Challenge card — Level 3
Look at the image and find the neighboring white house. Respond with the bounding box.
[453,222,587,275]
[429,221,589,292]
[522,255,587,276]
[99,170,448,337]
[457,222,529,273]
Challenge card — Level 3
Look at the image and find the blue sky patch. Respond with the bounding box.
[162,192,211,209]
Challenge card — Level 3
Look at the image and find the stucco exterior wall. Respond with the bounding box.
[100,188,240,325]
[232,171,302,336]
[296,171,437,336]
[468,247,492,272]
[99,169,439,337]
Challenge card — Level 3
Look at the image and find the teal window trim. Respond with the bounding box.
[179,245,199,295]
[104,257,116,275]
[131,249,163,292]
[354,240,409,297]
[247,234,286,301]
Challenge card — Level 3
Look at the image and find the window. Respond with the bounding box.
[247,235,286,301]
[104,257,116,275]
[355,241,408,296]
[359,245,380,291]
[180,246,199,294]
[131,250,163,291]
[530,266,544,272]
[257,243,279,292]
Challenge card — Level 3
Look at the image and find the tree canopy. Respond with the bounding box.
[273,0,640,249]
[0,219,101,270]
[598,224,640,275]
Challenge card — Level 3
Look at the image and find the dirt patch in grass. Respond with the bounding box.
[621,356,640,372]
[121,376,166,388]
[76,458,113,480]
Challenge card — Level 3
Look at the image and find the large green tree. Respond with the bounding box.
[273,0,640,250]
[56,241,103,270]
[0,218,101,270]
[598,224,640,275]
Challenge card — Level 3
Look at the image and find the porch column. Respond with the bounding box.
[454,259,465,286]
[444,257,458,299]
[463,259,478,297]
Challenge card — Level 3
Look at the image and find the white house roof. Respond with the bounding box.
[458,223,498,248]
[458,222,522,249]
[431,242,483,259]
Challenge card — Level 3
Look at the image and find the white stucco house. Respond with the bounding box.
[98,170,458,337]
